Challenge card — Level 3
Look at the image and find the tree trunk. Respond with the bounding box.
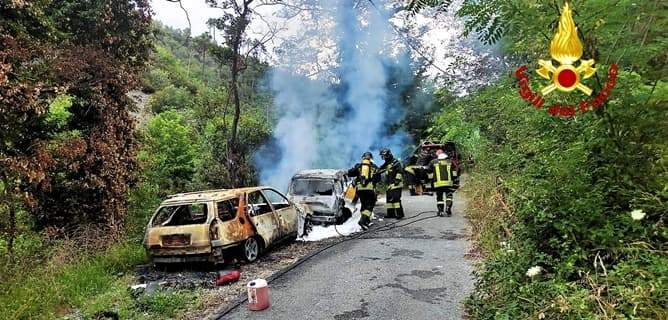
[229,58,241,149]
[227,49,242,186]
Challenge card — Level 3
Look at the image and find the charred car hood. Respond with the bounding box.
[290,195,336,213]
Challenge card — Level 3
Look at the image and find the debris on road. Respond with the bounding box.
[128,239,336,319]
[130,283,147,290]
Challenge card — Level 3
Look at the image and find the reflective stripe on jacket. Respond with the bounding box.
[385,159,403,190]
[434,159,456,187]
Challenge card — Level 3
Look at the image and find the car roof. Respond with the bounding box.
[292,169,344,179]
[161,186,274,204]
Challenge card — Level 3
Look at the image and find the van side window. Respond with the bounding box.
[217,198,239,221]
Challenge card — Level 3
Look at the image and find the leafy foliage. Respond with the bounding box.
[408,0,667,76]
[139,111,198,195]
[139,25,272,192]
[0,1,152,242]
[431,73,667,319]
[425,1,667,317]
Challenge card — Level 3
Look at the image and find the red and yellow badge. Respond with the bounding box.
[515,2,618,117]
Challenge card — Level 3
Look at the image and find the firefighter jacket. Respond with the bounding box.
[379,158,403,190]
[347,160,380,191]
[429,158,459,188]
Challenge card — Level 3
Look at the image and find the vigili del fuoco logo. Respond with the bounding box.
[515,2,618,117]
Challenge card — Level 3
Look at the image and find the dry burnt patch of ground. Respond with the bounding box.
[130,238,337,318]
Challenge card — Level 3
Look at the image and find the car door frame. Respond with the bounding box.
[211,196,252,249]
[245,190,282,247]
[261,187,298,239]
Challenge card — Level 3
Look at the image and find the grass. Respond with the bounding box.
[461,173,513,255]
[0,239,199,319]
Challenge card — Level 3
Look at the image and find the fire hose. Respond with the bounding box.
[215,209,440,319]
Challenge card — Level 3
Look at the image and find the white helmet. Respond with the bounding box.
[437,153,448,160]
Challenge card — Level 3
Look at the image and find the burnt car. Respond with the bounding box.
[287,169,354,225]
[144,187,310,264]
[404,141,460,195]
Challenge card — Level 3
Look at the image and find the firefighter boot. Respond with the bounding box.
[395,204,404,219]
[358,214,371,230]
[446,202,453,216]
[358,218,367,231]
[385,206,396,219]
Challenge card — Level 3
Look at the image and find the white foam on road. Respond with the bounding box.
[299,196,386,242]
[299,206,363,241]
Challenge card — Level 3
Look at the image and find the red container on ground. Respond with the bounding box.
[247,279,270,311]
[215,270,241,286]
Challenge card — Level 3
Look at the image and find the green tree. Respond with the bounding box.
[139,111,198,194]
[416,1,667,318]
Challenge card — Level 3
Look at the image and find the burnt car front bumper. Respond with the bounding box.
[310,211,338,224]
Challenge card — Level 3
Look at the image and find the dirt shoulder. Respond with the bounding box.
[130,238,337,319]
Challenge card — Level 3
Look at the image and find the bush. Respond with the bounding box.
[428,72,667,319]
[138,110,199,195]
[148,85,194,113]
[142,68,171,93]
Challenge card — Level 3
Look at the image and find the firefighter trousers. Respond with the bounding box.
[385,187,404,219]
[435,186,455,215]
[358,189,376,226]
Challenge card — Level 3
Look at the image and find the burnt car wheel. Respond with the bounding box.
[242,237,260,262]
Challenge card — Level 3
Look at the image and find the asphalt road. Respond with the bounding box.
[223,190,474,320]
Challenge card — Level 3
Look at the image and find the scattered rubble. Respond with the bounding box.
[129,238,337,319]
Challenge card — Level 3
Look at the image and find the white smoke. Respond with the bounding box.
[256,0,413,190]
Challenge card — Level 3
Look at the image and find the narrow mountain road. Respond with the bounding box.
[221,188,475,320]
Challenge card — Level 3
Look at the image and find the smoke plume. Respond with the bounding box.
[256,0,414,190]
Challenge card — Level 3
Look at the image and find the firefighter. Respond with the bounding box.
[430,149,459,216]
[346,152,379,230]
[378,148,404,219]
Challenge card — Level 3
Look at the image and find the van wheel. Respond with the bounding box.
[241,237,260,262]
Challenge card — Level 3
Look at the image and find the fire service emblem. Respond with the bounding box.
[515,2,618,117]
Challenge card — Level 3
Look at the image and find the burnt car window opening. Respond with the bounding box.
[152,203,208,227]
[263,189,291,210]
[217,198,239,221]
[247,192,273,216]
[291,179,334,196]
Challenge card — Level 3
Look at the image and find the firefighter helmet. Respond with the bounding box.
[379,148,392,160]
[362,152,373,160]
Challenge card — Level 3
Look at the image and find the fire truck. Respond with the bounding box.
[403,141,460,195]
